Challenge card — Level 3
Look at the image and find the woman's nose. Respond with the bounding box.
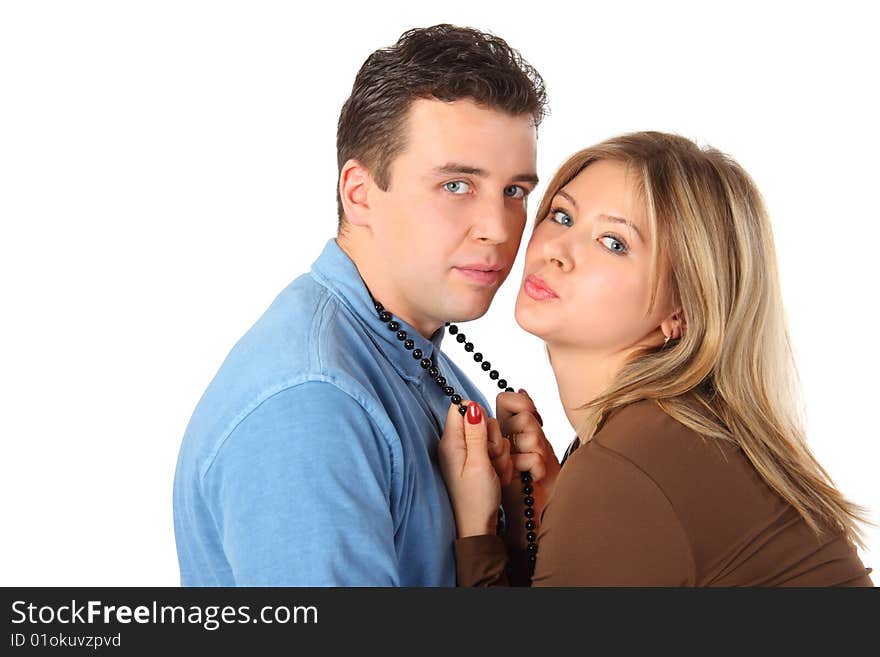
[542,235,572,272]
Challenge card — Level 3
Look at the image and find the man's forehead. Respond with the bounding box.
[403,97,536,140]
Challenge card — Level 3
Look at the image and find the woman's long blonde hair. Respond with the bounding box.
[539,131,869,548]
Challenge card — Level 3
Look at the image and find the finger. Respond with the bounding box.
[508,429,547,456]
[491,439,513,486]
[512,452,546,483]
[463,401,491,468]
[443,401,466,441]
[502,411,542,439]
[496,391,543,433]
[518,388,544,426]
[487,418,506,460]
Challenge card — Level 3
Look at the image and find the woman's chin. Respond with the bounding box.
[513,299,550,341]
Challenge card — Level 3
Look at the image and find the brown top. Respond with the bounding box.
[455,400,874,587]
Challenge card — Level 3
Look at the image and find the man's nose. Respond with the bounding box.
[470,196,513,244]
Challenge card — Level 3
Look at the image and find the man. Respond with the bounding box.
[173,24,546,585]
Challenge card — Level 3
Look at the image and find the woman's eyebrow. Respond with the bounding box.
[598,214,644,243]
[558,189,579,208]
[556,190,644,243]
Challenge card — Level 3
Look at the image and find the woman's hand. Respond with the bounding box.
[493,389,561,548]
[495,388,560,498]
[438,401,506,538]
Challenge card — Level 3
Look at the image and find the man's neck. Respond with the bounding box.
[335,235,441,340]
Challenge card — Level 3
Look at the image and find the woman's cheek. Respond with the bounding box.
[589,269,648,339]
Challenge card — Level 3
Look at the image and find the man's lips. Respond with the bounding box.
[523,274,558,300]
[454,266,502,285]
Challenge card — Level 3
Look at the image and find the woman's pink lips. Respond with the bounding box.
[454,267,501,285]
[523,274,558,300]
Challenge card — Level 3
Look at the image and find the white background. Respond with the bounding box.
[1,1,877,585]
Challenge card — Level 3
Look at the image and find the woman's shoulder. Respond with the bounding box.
[588,399,774,524]
[592,399,738,470]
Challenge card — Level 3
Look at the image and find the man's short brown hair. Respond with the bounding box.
[335,24,548,230]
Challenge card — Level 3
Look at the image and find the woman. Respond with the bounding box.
[438,131,873,586]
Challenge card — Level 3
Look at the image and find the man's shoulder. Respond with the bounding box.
[177,275,391,477]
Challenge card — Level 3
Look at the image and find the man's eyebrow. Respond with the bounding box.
[432,163,488,177]
[556,190,644,242]
[431,163,539,186]
[512,173,540,186]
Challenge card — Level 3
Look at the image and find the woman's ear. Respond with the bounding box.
[660,307,687,341]
[338,159,374,228]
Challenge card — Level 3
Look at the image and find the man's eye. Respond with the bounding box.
[504,185,526,199]
[443,181,471,194]
[550,209,573,227]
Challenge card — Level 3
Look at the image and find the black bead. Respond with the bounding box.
[428,366,439,377]
[497,379,507,389]
[388,321,399,332]
[473,353,483,362]
[374,302,384,313]
[524,496,535,507]
[420,359,431,369]
[527,543,538,554]
[526,531,537,542]
[379,311,391,322]
[505,387,514,393]
[456,334,466,343]
[443,386,454,396]
[451,394,461,404]
[412,349,423,359]
[521,472,532,483]
[448,325,459,335]
[481,362,491,371]
[489,370,499,380]
[396,330,407,341]
[464,342,474,352]
[458,404,468,416]
[404,339,414,349]
[528,554,537,564]
[522,484,533,495]
[436,376,446,387]
[524,508,535,519]
[525,520,536,531]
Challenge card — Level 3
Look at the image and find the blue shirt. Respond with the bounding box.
[173,238,492,586]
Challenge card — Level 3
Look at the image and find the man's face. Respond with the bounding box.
[367,98,538,336]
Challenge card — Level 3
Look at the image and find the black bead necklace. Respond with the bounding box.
[371,299,538,575]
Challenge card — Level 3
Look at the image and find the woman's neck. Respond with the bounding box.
[546,342,628,438]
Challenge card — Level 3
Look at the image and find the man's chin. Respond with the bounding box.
[444,298,493,324]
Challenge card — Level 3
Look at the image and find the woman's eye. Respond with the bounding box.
[443,181,471,195]
[550,209,573,227]
[504,185,526,199]
[599,235,628,255]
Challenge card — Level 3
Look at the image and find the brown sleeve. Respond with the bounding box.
[454,440,697,587]
[454,535,510,587]
[530,440,697,586]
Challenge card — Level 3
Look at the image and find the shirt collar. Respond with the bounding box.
[310,238,446,383]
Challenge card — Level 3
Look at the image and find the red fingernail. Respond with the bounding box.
[518,388,527,394]
[467,402,483,425]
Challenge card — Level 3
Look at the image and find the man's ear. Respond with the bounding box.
[660,307,687,341]
[339,159,374,228]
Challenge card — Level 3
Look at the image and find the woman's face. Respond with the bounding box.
[515,159,675,356]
